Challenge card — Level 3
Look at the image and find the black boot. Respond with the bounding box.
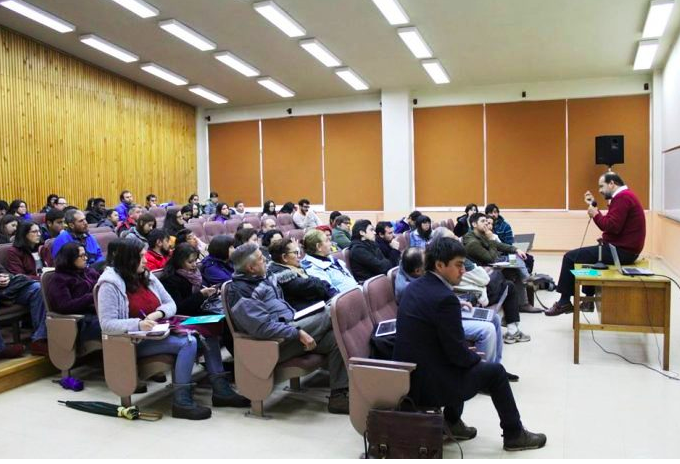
[210,373,250,408]
[172,383,212,420]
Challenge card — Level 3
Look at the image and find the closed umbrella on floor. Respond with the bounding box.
[58,400,162,421]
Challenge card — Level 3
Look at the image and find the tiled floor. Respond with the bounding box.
[1,253,679,458]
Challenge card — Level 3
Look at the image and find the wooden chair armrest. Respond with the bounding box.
[349,357,416,372]
[103,330,171,342]
[47,312,85,321]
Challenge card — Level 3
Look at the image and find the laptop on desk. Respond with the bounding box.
[608,244,654,277]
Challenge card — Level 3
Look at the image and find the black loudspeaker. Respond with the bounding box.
[595,135,624,166]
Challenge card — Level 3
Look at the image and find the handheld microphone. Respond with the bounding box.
[591,200,598,208]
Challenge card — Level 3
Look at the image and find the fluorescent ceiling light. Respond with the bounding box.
[214,51,260,77]
[299,39,342,67]
[109,0,158,18]
[421,59,450,84]
[79,34,139,63]
[253,1,306,38]
[189,85,228,104]
[370,0,409,25]
[633,39,660,70]
[0,0,75,33]
[397,27,433,59]
[642,0,675,38]
[159,19,216,51]
[335,67,369,91]
[257,77,295,98]
[140,62,188,85]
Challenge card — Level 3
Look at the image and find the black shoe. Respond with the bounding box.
[150,374,167,383]
[447,419,477,441]
[172,384,211,420]
[507,372,520,382]
[328,389,349,414]
[210,373,250,408]
[503,428,547,451]
[133,383,147,394]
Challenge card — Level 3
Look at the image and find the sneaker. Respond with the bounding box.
[327,389,349,414]
[502,332,517,344]
[506,372,520,382]
[503,427,547,451]
[544,301,573,316]
[0,344,25,359]
[446,418,477,440]
[579,301,595,312]
[503,331,531,344]
[519,304,544,314]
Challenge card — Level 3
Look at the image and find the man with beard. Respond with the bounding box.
[145,228,171,271]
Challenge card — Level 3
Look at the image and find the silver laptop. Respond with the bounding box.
[461,307,495,322]
[608,244,654,276]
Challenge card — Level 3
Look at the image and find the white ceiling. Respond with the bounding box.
[1,0,677,109]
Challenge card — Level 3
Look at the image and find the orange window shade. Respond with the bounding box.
[486,100,567,209]
[567,95,650,209]
[414,105,484,207]
[324,112,383,211]
[208,121,261,206]
[261,116,323,205]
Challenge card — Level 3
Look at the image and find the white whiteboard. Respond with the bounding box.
[664,147,680,222]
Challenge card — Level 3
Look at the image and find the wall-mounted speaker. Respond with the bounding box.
[595,135,624,166]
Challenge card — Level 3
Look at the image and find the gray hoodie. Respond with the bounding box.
[97,267,176,335]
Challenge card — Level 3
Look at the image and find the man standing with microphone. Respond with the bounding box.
[545,172,646,316]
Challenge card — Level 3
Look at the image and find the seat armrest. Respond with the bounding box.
[233,332,284,343]
[47,312,85,321]
[103,330,170,342]
[349,357,416,372]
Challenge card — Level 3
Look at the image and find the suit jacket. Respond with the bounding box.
[393,272,481,407]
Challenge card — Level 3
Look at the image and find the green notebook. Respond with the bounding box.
[180,315,225,325]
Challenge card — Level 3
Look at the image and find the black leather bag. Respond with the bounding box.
[364,397,443,459]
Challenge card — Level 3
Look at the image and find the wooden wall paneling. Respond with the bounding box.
[0,27,196,211]
[567,95,650,209]
[261,116,323,205]
[414,105,485,207]
[324,111,383,211]
[208,121,262,206]
[486,100,567,209]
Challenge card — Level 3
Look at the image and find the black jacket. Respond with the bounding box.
[160,272,206,317]
[375,237,401,267]
[269,262,337,310]
[453,214,470,238]
[86,210,105,225]
[393,272,481,407]
[348,239,393,283]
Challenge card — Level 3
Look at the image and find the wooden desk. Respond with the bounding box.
[573,264,671,370]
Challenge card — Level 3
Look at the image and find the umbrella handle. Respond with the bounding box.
[139,411,164,421]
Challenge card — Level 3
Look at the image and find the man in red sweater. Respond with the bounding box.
[546,172,646,316]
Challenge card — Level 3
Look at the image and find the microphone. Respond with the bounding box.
[590,200,598,208]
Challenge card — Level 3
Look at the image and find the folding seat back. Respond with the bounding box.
[224,218,242,235]
[31,212,46,224]
[185,222,205,241]
[0,243,12,267]
[362,274,398,325]
[395,233,409,251]
[94,232,118,258]
[446,218,455,232]
[276,213,296,233]
[40,239,55,267]
[342,248,352,275]
[387,266,399,292]
[0,244,29,344]
[149,206,166,218]
[286,229,305,242]
[242,215,261,229]
[88,226,113,235]
[204,221,226,241]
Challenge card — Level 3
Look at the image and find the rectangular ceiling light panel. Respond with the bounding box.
[397,27,433,58]
[159,19,216,51]
[0,0,75,33]
[642,0,675,38]
[421,59,450,84]
[214,51,260,77]
[140,62,188,85]
[189,85,228,104]
[299,39,342,67]
[335,67,369,90]
[109,0,158,18]
[371,0,409,25]
[253,1,306,37]
[257,77,295,97]
[633,39,659,70]
[79,34,139,62]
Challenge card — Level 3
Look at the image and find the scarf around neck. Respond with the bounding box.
[177,268,203,293]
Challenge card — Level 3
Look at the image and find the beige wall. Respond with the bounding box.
[651,214,680,274]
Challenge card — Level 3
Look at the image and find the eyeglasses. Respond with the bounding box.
[285,249,301,257]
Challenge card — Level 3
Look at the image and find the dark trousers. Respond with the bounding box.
[557,245,639,299]
[488,272,520,324]
[444,362,522,437]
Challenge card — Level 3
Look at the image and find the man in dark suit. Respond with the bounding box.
[393,237,546,451]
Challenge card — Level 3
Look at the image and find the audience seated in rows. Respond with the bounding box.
[40,209,65,242]
[375,221,401,267]
[261,200,277,218]
[0,215,18,244]
[393,210,421,234]
[213,203,232,223]
[97,209,119,231]
[202,191,219,216]
[260,217,277,236]
[279,202,296,215]
[85,198,107,225]
[486,203,514,245]
[292,198,321,230]
[176,229,207,261]
[261,229,283,249]
[331,215,351,250]
[52,210,103,267]
[328,211,342,228]
[115,190,135,223]
[46,242,101,343]
[97,239,248,420]
[454,203,479,238]
[393,237,546,450]
[163,208,185,242]
[144,228,171,271]
[234,228,258,248]
[117,205,143,237]
[200,234,235,286]
[124,213,156,246]
[316,225,338,252]
[226,242,349,414]
[160,243,215,317]
[8,199,31,222]
[269,237,337,310]
[40,194,59,214]
[232,200,247,220]
[6,221,42,280]
[145,194,157,210]
[409,215,433,248]
[348,220,392,283]
[301,229,358,293]
[187,194,202,216]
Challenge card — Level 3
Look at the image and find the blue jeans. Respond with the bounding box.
[137,334,223,384]
[463,313,502,364]
[14,282,47,341]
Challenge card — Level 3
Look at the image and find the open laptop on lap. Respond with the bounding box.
[608,244,654,276]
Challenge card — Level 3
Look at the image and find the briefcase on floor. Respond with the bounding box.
[364,397,443,459]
